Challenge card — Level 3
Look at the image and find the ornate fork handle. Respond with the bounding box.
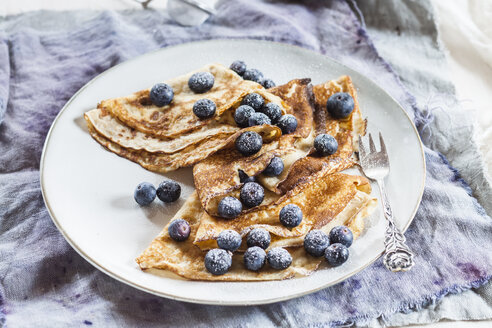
[377,179,415,272]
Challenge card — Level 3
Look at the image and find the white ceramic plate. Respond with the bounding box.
[40,40,425,305]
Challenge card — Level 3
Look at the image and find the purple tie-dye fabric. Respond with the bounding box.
[0,0,491,326]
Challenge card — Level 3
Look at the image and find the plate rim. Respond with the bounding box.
[40,38,426,306]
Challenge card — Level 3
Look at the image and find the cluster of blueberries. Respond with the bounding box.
[134,179,181,206]
[235,93,298,134]
[304,226,353,266]
[148,70,218,120]
[167,218,353,275]
[206,228,294,274]
[147,60,280,123]
[230,60,276,89]
[232,91,355,182]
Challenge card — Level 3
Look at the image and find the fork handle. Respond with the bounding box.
[377,179,415,272]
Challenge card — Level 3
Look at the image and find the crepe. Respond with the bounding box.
[85,107,240,154]
[86,119,281,173]
[193,79,315,214]
[136,177,376,281]
[98,63,263,138]
[269,78,314,139]
[193,76,366,216]
[267,75,367,192]
[194,172,374,250]
[312,75,366,149]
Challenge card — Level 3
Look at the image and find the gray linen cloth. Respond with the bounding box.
[0,0,491,327]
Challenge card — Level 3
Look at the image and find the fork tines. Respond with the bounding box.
[359,132,388,157]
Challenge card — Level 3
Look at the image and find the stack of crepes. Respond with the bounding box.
[84,64,284,172]
[84,64,377,281]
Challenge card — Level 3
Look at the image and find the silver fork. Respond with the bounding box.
[358,133,415,272]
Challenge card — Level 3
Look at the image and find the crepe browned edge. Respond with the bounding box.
[85,107,241,154]
[193,79,315,215]
[277,75,367,192]
[312,75,366,147]
[85,116,281,173]
[193,172,372,248]
[136,188,374,281]
[269,78,314,139]
[98,63,264,139]
[255,76,366,193]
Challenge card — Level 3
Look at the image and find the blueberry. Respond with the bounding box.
[235,131,263,156]
[241,93,264,111]
[329,225,354,248]
[262,156,284,176]
[240,182,264,208]
[324,243,349,267]
[230,60,247,76]
[279,204,303,228]
[314,133,338,156]
[156,179,181,203]
[168,219,191,242]
[267,247,292,270]
[205,249,232,275]
[218,196,242,219]
[193,99,216,119]
[234,105,255,128]
[259,103,282,123]
[243,69,264,83]
[243,246,266,271]
[149,83,174,107]
[238,169,256,183]
[262,79,276,89]
[217,230,242,252]
[277,114,298,134]
[304,230,330,257]
[248,112,271,127]
[134,182,156,206]
[188,71,214,93]
[326,92,354,119]
[246,228,271,249]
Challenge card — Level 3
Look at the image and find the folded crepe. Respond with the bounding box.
[98,63,263,138]
[193,76,366,215]
[136,172,376,281]
[85,64,291,172]
[86,119,281,173]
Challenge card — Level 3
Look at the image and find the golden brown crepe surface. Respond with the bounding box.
[99,63,263,138]
[194,173,372,247]
[86,117,281,173]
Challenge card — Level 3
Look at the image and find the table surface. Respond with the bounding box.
[1,0,491,327]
